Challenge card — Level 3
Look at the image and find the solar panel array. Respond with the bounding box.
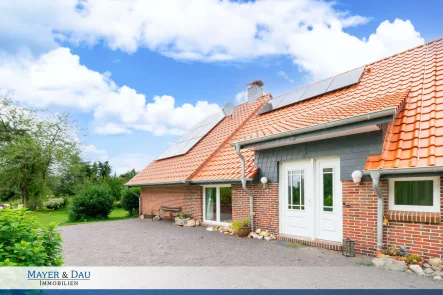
[157,111,225,160]
[259,66,366,115]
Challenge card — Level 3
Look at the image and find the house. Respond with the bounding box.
[127,38,443,258]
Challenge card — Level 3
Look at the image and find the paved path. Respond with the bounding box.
[60,219,443,289]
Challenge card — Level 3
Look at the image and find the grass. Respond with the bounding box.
[31,208,133,226]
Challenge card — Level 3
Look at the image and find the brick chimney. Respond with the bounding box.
[247,80,264,103]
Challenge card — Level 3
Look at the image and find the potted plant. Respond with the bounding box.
[231,218,250,237]
[175,212,190,226]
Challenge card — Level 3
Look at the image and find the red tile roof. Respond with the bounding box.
[126,98,265,186]
[365,39,443,170]
[130,38,443,186]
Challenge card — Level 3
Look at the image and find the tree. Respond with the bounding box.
[119,169,137,181]
[98,161,111,179]
[0,97,79,208]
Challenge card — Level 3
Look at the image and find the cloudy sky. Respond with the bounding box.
[1,0,441,174]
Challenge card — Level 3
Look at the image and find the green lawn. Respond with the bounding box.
[31,208,133,226]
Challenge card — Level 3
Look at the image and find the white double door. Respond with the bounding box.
[280,157,342,242]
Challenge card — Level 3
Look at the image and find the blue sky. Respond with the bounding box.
[1,0,442,174]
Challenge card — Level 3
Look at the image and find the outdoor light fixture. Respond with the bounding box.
[260,177,268,188]
[342,237,356,257]
[351,170,363,185]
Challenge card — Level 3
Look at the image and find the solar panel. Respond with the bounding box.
[157,110,225,160]
[327,66,365,93]
[259,65,366,115]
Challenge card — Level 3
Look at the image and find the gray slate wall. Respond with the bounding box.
[254,131,383,182]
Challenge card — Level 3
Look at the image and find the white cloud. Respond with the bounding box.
[0,47,221,136]
[81,144,108,163]
[277,71,295,84]
[0,1,424,80]
[235,91,247,105]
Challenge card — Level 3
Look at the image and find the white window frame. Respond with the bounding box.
[202,184,232,226]
[388,176,440,213]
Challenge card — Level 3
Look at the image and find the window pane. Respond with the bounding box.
[323,168,333,212]
[205,188,217,221]
[219,187,232,223]
[394,180,433,206]
[288,170,304,210]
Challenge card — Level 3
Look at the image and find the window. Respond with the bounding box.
[322,168,334,212]
[203,186,232,224]
[288,170,305,210]
[389,176,440,212]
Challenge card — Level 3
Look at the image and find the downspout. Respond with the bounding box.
[369,171,383,252]
[126,186,142,216]
[235,143,254,230]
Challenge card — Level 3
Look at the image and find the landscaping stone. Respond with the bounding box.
[255,229,261,234]
[185,219,196,227]
[372,258,406,272]
[428,258,442,266]
[434,275,442,280]
[264,237,271,241]
[206,227,214,232]
[409,265,425,276]
[424,268,434,274]
[431,266,442,272]
[423,263,431,268]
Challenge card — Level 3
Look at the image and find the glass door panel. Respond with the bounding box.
[205,187,217,221]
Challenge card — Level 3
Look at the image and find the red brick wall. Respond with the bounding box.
[382,178,443,259]
[232,183,279,234]
[140,186,203,220]
[343,178,443,259]
[342,179,383,256]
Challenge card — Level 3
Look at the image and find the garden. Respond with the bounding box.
[0,97,141,266]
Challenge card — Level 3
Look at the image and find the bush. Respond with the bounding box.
[68,186,114,222]
[121,188,139,217]
[43,198,65,210]
[113,201,122,208]
[0,208,63,266]
[176,212,189,218]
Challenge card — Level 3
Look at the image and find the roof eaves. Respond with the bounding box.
[232,107,398,148]
[125,180,188,187]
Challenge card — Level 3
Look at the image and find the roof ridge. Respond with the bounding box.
[185,96,268,181]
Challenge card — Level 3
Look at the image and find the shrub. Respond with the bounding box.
[43,198,65,210]
[406,254,422,264]
[68,186,114,222]
[121,188,139,217]
[231,218,250,230]
[0,208,63,266]
[113,201,122,208]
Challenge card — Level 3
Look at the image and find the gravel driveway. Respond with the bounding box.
[60,219,443,289]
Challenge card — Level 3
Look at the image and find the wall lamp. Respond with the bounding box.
[260,177,268,189]
[351,170,363,185]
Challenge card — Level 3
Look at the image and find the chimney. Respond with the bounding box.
[246,80,264,103]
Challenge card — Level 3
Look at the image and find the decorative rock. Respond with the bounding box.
[423,263,432,268]
[224,231,229,235]
[431,266,442,272]
[255,229,262,234]
[435,271,443,276]
[196,220,201,226]
[186,219,196,227]
[264,236,271,241]
[409,264,425,276]
[257,235,264,240]
[399,246,408,257]
[372,258,407,272]
[434,275,442,280]
[206,227,214,232]
[424,268,434,274]
[428,258,443,266]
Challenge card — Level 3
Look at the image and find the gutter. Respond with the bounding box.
[191,178,253,184]
[369,171,383,252]
[234,142,254,230]
[126,180,188,187]
[363,166,443,175]
[231,108,397,147]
